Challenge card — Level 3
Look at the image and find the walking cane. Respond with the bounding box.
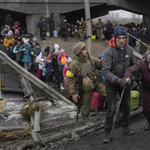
[108,80,131,142]
[108,88,125,142]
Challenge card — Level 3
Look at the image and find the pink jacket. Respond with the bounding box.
[63,64,68,77]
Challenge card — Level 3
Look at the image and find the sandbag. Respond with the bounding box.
[130,90,139,110]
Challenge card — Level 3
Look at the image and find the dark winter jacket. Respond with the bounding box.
[31,47,41,65]
[51,53,59,76]
[7,46,15,58]
[14,35,24,46]
[61,22,69,36]
[3,14,14,29]
[124,58,150,111]
[106,21,112,33]
[39,19,46,29]
[49,14,55,30]
[45,61,53,76]
[102,37,135,84]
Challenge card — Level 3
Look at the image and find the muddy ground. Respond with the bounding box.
[51,114,150,150]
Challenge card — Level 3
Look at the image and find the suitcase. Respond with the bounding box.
[91,92,104,110]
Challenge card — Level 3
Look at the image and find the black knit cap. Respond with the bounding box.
[45,46,50,52]
[35,42,40,46]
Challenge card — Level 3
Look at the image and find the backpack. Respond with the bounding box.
[37,22,40,28]
[14,27,20,35]
[62,24,67,30]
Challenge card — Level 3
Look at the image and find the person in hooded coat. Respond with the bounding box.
[19,39,32,71]
[31,42,42,71]
[61,19,69,41]
[3,31,15,52]
[106,20,113,40]
[13,41,23,66]
[49,12,55,37]
[14,35,23,46]
[37,47,50,81]
[51,49,60,87]
[124,54,150,131]
[3,14,14,30]
[50,44,60,55]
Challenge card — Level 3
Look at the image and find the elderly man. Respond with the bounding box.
[102,26,135,143]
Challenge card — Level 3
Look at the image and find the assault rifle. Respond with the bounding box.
[76,74,83,122]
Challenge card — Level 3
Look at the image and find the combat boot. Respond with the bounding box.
[123,126,135,135]
[145,121,150,131]
[102,130,111,143]
[81,107,91,121]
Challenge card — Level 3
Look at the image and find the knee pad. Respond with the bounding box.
[81,107,91,120]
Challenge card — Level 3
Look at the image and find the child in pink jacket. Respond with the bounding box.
[63,57,72,81]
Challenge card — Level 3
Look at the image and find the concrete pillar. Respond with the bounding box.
[143,14,150,42]
[26,15,35,35]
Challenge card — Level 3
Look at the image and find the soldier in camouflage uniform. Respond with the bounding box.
[77,18,85,41]
[65,42,106,120]
[97,18,104,40]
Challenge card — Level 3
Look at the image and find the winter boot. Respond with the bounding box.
[123,126,135,135]
[102,130,111,143]
[60,83,65,90]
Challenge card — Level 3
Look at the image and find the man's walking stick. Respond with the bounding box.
[108,88,125,141]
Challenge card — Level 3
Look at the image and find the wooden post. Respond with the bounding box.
[18,74,45,145]
[84,0,92,55]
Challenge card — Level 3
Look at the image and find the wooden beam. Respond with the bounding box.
[0,51,73,105]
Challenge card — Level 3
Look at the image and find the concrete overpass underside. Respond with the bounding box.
[0,0,150,40]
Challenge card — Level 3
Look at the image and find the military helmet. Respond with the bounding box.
[73,42,86,55]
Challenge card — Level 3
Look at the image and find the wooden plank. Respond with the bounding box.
[18,74,45,144]
[0,51,72,105]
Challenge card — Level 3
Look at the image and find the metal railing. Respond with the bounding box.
[127,32,149,54]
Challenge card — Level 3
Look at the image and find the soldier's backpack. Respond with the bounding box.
[130,90,140,110]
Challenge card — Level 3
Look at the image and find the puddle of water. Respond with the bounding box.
[0,100,77,125]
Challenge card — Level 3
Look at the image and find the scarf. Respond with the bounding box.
[75,55,88,63]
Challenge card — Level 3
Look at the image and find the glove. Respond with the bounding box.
[130,66,139,76]
[119,77,129,88]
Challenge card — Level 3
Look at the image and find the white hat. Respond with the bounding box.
[24,39,29,45]
[54,44,60,49]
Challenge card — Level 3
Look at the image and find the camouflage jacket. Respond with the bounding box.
[65,56,103,95]
[98,21,104,29]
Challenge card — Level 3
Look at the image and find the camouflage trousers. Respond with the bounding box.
[79,28,84,38]
[81,81,106,120]
[97,29,103,39]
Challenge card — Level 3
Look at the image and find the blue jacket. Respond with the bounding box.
[19,44,32,63]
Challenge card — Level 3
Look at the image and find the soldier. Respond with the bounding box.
[97,18,104,40]
[65,42,106,120]
[77,18,85,41]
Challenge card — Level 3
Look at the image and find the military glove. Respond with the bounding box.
[119,77,129,89]
[130,66,139,76]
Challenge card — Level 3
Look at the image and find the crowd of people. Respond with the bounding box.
[37,13,148,48]
[1,13,150,145]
